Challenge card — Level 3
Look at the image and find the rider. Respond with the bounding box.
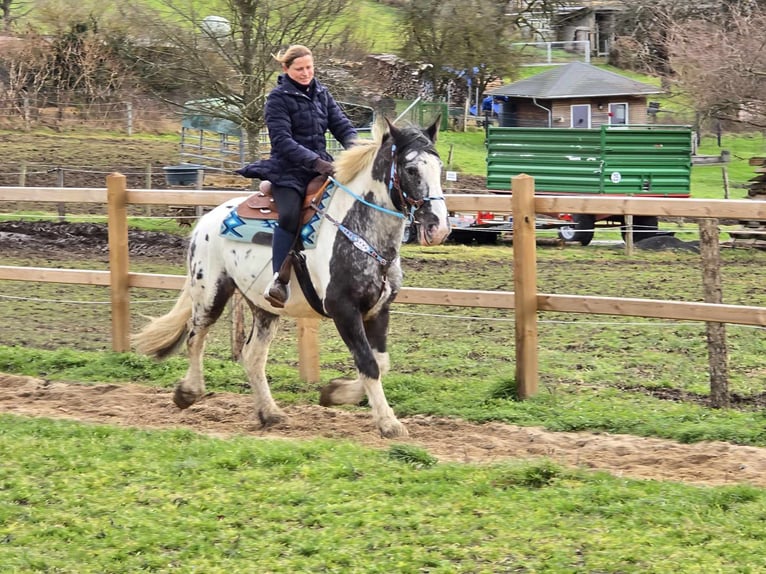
[258,44,358,308]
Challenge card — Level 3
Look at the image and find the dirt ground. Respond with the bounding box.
[3,373,766,488]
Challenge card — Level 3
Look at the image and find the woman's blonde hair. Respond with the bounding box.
[273,45,313,68]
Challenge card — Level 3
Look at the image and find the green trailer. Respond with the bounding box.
[486,125,693,245]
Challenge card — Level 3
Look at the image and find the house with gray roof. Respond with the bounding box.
[486,62,663,128]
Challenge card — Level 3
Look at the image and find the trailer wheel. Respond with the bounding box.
[621,216,659,243]
[402,223,416,244]
[558,214,595,246]
[475,231,499,245]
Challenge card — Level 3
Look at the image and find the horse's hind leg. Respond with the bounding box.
[324,308,406,439]
[240,305,287,428]
[173,323,212,408]
[174,275,235,409]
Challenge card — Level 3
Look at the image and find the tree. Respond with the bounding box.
[398,0,569,101]
[1,0,32,33]
[610,0,766,75]
[666,5,766,129]
[120,0,354,155]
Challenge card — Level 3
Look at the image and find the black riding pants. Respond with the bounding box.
[270,185,303,273]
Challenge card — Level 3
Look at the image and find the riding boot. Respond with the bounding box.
[264,227,294,308]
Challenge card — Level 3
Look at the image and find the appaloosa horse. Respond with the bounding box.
[134,118,450,437]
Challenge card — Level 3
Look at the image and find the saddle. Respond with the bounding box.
[235,175,329,225]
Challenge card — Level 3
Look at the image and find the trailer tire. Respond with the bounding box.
[621,216,659,243]
[475,231,499,245]
[402,223,416,244]
[558,214,595,246]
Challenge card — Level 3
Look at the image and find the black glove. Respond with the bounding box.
[313,158,335,176]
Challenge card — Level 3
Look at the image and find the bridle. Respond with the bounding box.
[387,142,445,220]
[317,129,445,269]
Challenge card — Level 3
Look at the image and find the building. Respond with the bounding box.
[486,62,663,128]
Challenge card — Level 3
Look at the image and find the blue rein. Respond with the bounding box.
[328,175,405,219]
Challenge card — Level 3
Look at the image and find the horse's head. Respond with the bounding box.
[385,117,451,246]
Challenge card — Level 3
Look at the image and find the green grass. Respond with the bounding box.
[437,128,488,173]
[2,415,766,572]
[695,132,766,199]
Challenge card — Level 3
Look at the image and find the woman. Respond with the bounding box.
[256,44,358,308]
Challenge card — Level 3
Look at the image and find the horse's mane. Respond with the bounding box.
[334,120,435,184]
[333,121,385,183]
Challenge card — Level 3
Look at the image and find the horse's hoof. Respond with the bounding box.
[319,378,364,406]
[258,409,287,429]
[379,420,409,439]
[173,387,201,409]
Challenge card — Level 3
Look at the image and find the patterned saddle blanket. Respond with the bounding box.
[219,177,334,248]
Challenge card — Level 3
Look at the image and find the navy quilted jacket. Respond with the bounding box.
[251,74,357,193]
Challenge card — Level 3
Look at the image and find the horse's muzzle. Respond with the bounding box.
[418,216,451,246]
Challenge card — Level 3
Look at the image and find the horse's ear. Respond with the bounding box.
[425,114,441,143]
[385,116,401,141]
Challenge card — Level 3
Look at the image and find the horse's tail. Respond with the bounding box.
[133,278,193,360]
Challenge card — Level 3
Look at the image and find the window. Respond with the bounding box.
[609,103,628,125]
[571,104,591,128]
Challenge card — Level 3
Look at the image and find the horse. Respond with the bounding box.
[133,117,451,438]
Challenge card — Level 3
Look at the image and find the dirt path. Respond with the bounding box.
[3,373,766,487]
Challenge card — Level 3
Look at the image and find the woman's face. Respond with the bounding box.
[284,54,314,86]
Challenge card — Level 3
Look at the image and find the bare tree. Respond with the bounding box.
[667,6,766,129]
[119,0,353,155]
[1,0,33,33]
[611,0,766,75]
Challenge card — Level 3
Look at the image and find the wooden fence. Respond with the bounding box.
[1,173,765,399]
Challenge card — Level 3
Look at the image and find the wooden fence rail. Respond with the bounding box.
[1,173,765,398]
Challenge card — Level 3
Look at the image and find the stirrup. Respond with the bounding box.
[264,273,289,308]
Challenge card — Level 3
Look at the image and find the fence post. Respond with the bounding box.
[126,101,133,136]
[230,291,246,361]
[107,172,131,352]
[144,164,153,216]
[19,162,26,187]
[699,218,729,407]
[23,97,30,131]
[624,214,634,256]
[512,174,539,398]
[56,169,66,222]
[297,318,320,383]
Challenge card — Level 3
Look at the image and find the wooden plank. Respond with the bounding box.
[536,294,766,327]
[0,187,106,203]
[395,287,516,308]
[534,196,766,221]
[445,194,514,213]
[127,189,244,206]
[0,266,112,285]
[2,267,763,327]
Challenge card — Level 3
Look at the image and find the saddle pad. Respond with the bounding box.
[220,183,336,248]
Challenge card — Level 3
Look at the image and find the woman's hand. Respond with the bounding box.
[313,158,335,176]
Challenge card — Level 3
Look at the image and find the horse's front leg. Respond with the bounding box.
[320,307,391,405]
[241,306,287,428]
[323,308,406,439]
